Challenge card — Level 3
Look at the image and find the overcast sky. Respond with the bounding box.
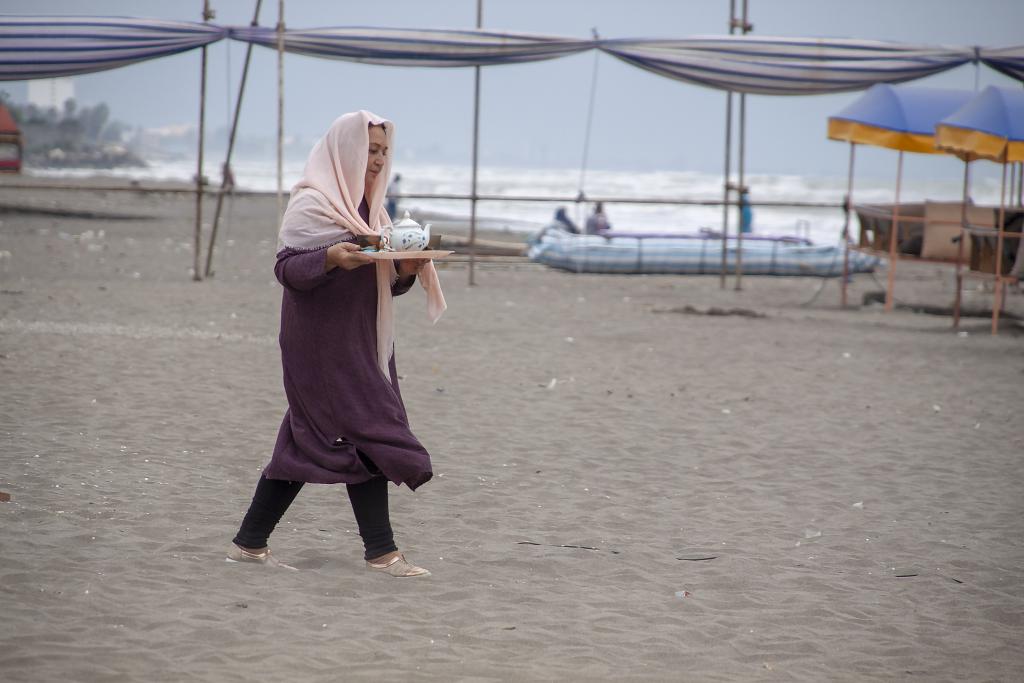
[2,0,1023,181]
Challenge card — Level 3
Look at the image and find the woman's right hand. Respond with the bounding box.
[326,242,374,271]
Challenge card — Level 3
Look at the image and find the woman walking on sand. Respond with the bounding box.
[227,110,445,577]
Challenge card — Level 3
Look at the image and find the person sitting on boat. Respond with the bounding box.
[585,202,611,235]
[553,206,580,234]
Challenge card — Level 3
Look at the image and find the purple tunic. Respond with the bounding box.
[262,213,432,490]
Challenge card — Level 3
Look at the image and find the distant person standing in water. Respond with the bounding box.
[585,201,611,235]
[739,190,753,234]
[227,111,446,577]
[386,173,402,218]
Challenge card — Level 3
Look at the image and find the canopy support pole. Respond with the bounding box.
[1018,161,1023,206]
[1015,161,1024,206]
[276,0,285,225]
[205,0,264,278]
[992,159,1008,335]
[468,0,483,286]
[953,160,971,330]
[720,93,733,289]
[1010,160,1017,204]
[735,91,746,290]
[193,0,212,282]
[734,0,751,291]
[719,0,737,289]
[884,150,904,312]
[840,142,856,308]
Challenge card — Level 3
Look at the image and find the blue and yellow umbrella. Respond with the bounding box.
[936,85,1024,162]
[828,83,975,153]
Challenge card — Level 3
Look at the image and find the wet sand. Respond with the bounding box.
[1,182,1023,681]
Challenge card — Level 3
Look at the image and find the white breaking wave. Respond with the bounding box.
[27,159,1010,247]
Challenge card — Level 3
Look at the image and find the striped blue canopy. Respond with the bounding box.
[1,16,1018,97]
[599,36,976,95]
[227,26,596,67]
[0,16,226,81]
[979,45,1024,83]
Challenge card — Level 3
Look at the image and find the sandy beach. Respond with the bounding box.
[1,181,1023,682]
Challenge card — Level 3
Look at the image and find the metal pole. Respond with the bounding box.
[1010,161,1017,206]
[720,0,737,289]
[992,160,1008,335]
[205,0,264,278]
[734,0,751,291]
[1018,161,1023,207]
[720,93,732,289]
[735,93,746,290]
[193,0,211,282]
[1018,161,1023,206]
[468,0,482,286]
[884,151,904,312]
[840,142,855,308]
[276,0,285,225]
[953,160,970,329]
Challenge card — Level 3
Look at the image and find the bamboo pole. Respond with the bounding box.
[276,0,285,224]
[1010,160,1017,205]
[193,0,212,282]
[1018,161,1023,206]
[952,159,970,329]
[992,160,1008,334]
[720,93,732,288]
[840,142,855,308]
[205,0,264,278]
[468,0,483,286]
[884,151,904,312]
[719,0,736,289]
[735,93,746,290]
[734,0,751,291]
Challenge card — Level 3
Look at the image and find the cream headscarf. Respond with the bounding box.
[277,110,447,376]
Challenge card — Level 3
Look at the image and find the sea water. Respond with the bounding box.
[28,159,1009,247]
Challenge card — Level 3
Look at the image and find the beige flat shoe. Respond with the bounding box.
[225,543,297,571]
[366,553,431,578]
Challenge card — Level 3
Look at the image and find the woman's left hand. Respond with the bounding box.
[397,258,428,278]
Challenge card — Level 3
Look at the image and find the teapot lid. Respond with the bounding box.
[391,210,421,230]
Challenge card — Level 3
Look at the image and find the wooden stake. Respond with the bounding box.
[193,0,211,282]
[205,0,264,278]
[468,0,483,287]
[840,143,855,308]
[884,151,904,312]
[953,160,970,329]
[992,160,1008,335]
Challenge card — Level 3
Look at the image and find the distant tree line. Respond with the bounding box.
[0,92,145,168]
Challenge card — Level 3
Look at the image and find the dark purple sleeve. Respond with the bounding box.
[274,248,338,291]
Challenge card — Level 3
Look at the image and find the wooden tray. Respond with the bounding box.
[362,250,453,261]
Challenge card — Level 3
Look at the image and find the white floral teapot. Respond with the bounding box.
[383,211,432,252]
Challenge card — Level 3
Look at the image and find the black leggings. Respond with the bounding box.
[232,474,397,561]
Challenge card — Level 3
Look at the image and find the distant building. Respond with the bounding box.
[27,77,75,111]
[0,104,23,173]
